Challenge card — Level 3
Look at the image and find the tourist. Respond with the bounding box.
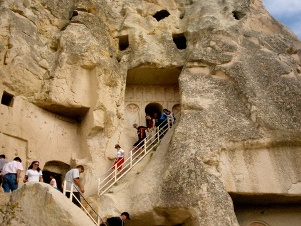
[108,144,125,172]
[132,123,147,149]
[163,108,175,127]
[145,114,155,134]
[23,160,43,183]
[64,165,85,207]
[145,114,156,142]
[1,157,23,192]
[49,174,58,190]
[0,154,8,186]
[101,212,130,226]
[157,110,168,138]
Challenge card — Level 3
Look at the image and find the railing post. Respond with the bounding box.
[63,180,67,195]
[97,178,100,196]
[168,117,174,128]
[69,183,73,201]
[130,150,133,167]
[144,139,147,155]
[114,164,117,181]
[64,180,100,225]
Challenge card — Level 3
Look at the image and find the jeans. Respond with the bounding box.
[2,173,18,192]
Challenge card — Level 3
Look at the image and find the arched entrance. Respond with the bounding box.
[249,221,269,226]
[121,66,181,152]
[145,102,163,118]
[42,160,70,192]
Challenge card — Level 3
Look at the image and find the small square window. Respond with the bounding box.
[1,91,14,107]
[118,35,129,51]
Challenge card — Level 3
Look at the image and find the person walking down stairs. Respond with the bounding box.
[64,165,85,207]
[132,123,147,157]
[108,144,125,172]
[100,212,130,226]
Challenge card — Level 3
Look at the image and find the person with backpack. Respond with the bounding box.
[132,124,147,157]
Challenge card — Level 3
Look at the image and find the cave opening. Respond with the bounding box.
[118,35,129,51]
[232,11,246,20]
[153,10,170,21]
[172,33,187,50]
[230,192,301,226]
[1,91,14,107]
[42,160,71,192]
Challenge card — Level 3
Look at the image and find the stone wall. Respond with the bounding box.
[0,0,301,225]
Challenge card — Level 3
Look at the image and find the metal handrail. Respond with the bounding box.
[63,180,108,226]
[97,118,174,196]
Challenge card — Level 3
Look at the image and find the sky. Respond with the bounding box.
[262,0,301,39]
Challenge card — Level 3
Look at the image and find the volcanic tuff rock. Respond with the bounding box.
[0,183,95,226]
[0,0,301,226]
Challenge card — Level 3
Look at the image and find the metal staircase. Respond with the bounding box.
[62,119,174,225]
[97,119,174,196]
[63,180,106,225]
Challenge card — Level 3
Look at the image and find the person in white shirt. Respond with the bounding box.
[108,144,125,172]
[64,165,85,207]
[163,109,175,127]
[1,157,23,192]
[49,174,58,190]
[23,160,43,183]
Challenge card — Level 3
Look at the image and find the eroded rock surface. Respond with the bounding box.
[0,183,95,226]
[0,0,301,225]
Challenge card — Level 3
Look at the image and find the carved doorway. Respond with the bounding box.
[42,160,70,192]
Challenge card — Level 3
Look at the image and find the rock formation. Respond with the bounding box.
[0,183,95,226]
[0,0,300,226]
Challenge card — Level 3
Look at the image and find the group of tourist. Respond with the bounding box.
[134,108,175,148]
[109,108,176,173]
[0,156,128,226]
[0,110,175,225]
[0,155,84,208]
[0,155,58,192]
[100,109,176,225]
[146,108,175,137]
[0,155,22,192]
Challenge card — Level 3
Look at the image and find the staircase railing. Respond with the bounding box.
[63,180,108,226]
[97,118,174,196]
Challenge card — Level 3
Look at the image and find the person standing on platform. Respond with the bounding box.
[23,160,43,183]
